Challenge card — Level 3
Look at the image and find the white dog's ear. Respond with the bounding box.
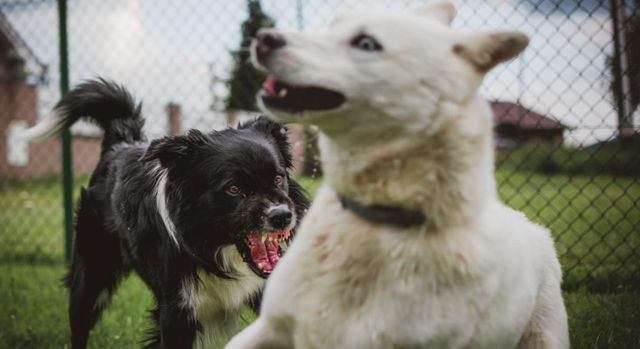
[417,1,456,26]
[453,31,529,72]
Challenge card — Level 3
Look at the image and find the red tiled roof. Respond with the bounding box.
[491,101,567,130]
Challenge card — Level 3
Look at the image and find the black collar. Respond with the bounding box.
[338,194,426,228]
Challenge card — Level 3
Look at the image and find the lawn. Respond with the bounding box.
[0,171,639,348]
[494,168,640,292]
[1,264,638,349]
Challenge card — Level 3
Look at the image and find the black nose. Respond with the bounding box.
[267,206,293,230]
[256,31,286,59]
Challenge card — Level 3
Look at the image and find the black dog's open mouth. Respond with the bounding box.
[260,76,346,113]
[236,230,292,278]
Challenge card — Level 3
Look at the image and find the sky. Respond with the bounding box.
[1,0,637,145]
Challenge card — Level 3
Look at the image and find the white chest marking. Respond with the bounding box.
[182,246,265,349]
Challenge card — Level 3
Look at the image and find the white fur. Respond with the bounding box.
[154,169,180,247]
[267,204,289,215]
[18,107,68,142]
[228,2,568,349]
[182,245,265,349]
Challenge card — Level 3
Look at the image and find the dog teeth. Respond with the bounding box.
[261,234,267,243]
[278,88,288,97]
[258,263,263,270]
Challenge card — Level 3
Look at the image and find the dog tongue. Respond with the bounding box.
[263,77,278,96]
[248,234,280,272]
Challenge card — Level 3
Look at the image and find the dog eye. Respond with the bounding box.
[351,35,383,51]
[274,176,283,185]
[228,185,241,195]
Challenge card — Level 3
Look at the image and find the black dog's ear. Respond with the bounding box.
[239,116,293,169]
[140,129,209,168]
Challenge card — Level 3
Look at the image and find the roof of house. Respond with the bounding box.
[0,10,47,84]
[491,101,567,130]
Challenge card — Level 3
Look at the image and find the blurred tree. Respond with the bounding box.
[225,0,275,112]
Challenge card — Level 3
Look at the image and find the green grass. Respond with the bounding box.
[0,264,152,349]
[496,143,640,177]
[0,264,257,349]
[0,175,91,264]
[0,264,638,349]
[495,167,640,291]
[0,172,639,289]
[566,290,640,349]
[0,173,639,348]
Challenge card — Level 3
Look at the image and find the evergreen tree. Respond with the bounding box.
[225,0,275,112]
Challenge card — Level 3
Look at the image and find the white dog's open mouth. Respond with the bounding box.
[260,76,346,113]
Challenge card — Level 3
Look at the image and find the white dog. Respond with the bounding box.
[226,2,569,348]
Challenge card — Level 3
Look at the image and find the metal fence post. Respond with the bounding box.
[610,0,635,147]
[58,0,73,264]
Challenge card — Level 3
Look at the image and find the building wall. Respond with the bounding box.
[0,57,11,81]
[494,124,564,146]
[1,82,102,181]
[521,129,564,145]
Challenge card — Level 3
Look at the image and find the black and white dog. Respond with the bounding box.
[22,79,309,349]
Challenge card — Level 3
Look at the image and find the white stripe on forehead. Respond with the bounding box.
[153,166,180,247]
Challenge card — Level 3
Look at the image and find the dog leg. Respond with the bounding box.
[65,188,125,349]
[224,317,292,349]
[66,258,125,349]
[144,300,199,349]
[515,267,569,349]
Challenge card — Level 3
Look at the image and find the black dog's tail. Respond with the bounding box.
[20,78,145,150]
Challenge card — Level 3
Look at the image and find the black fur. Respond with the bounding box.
[56,79,309,349]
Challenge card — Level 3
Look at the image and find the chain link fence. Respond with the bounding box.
[0,0,638,292]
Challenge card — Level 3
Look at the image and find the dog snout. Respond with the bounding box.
[256,30,286,60]
[267,205,293,230]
